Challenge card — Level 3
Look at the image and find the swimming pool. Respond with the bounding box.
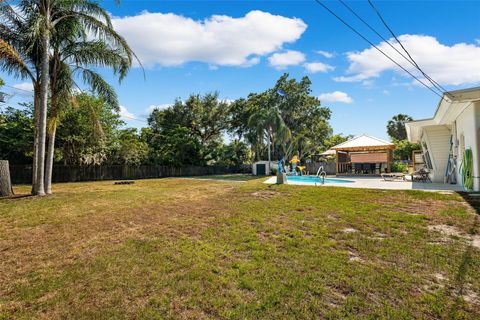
[286,175,354,184]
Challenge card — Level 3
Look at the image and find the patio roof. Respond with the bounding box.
[319,149,336,156]
[331,134,395,151]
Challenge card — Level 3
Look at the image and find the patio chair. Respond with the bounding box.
[410,168,432,183]
[381,172,406,181]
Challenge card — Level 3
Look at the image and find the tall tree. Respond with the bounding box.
[0,0,135,195]
[247,93,290,162]
[145,92,229,166]
[0,105,34,164]
[231,74,332,161]
[0,3,42,193]
[387,114,413,141]
[44,9,134,194]
[55,92,123,165]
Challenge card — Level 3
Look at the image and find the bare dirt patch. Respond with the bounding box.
[428,224,480,249]
[251,190,280,199]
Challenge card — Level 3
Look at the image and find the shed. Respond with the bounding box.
[331,134,395,175]
[252,161,277,176]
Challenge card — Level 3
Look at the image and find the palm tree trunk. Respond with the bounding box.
[31,90,39,194]
[44,122,56,194]
[267,128,271,165]
[33,31,50,196]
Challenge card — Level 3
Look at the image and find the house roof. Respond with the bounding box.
[405,87,480,142]
[332,134,395,151]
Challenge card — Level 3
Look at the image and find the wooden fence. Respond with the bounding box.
[9,164,251,184]
[305,162,336,175]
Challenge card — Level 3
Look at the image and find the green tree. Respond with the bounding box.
[56,93,123,165]
[0,105,34,164]
[44,7,135,193]
[393,139,420,161]
[142,125,202,166]
[218,140,251,167]
[247,93,290,162]
[230,74,333,161]
[0,0,135,195]
[109,128,148,165]
[145,92,229,166]
[387,114,413,141]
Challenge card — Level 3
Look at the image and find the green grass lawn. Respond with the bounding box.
[189,174,259,181]
[1,177,479,319]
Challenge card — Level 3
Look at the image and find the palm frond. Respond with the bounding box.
[77,68,119,110]
[0,38,33,79]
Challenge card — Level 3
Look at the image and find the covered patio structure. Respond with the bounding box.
[331,134,395,176]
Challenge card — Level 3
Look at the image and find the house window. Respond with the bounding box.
[422,141,433,169]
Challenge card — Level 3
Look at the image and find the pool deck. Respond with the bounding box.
[264,176,464,192]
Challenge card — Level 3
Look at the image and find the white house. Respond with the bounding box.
[405,87,480,190]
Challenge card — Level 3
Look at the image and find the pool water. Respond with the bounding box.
[286,175,354,184]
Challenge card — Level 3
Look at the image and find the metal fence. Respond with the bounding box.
[9,164,251,184]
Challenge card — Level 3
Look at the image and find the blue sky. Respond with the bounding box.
[2,0,480,140]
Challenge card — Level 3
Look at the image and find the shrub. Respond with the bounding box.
[271,168,278,175]
[392,161,408,173]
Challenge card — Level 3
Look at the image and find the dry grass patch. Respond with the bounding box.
[1,179,479,319]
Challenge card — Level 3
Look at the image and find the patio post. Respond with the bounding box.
[335,150,339,175]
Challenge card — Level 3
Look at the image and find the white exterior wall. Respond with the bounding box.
[252,161,277,175]
[422,126,451,183]
[455,101,480,191]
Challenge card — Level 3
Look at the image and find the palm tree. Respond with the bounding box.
[0,3,44,194]
[248,105,290,163]
[44,37,134,194]
[387,114,413,141]
[1,0,136,195]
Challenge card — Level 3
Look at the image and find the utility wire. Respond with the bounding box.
[3,84,34,93]
[338,0,446,97]
[312,0,447,101]
[118,114,148,123]
[366,0,451,96]
[2,83,148,123]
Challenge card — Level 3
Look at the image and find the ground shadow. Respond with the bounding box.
[460,192,480,214]
[446,198,479,317]
[0,193,35,201]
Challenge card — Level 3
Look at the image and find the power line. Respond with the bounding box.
[312,0,448,101]
[119,113,148,123]
[3,83,34,94]
[366,0,451,96]
[338,0,446,97]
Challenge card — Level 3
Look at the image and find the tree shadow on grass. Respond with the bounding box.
[0,193,35,201]
[446,194,479,318]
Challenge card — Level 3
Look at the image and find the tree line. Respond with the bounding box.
[1,73,349,171]
[1,0,136,195]
[0,1,417,197]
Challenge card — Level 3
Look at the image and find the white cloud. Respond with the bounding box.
[316,50,334,58]
[221,99,235,105]
[475,38,480,45]
[268,50,305,69]
[118,105,135,120]
[11,82,34,96]
[112,10,307,68]
[303,62,334,73]
[335,34,480,86]
[142,104,172,117]
[318,91,353,104]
